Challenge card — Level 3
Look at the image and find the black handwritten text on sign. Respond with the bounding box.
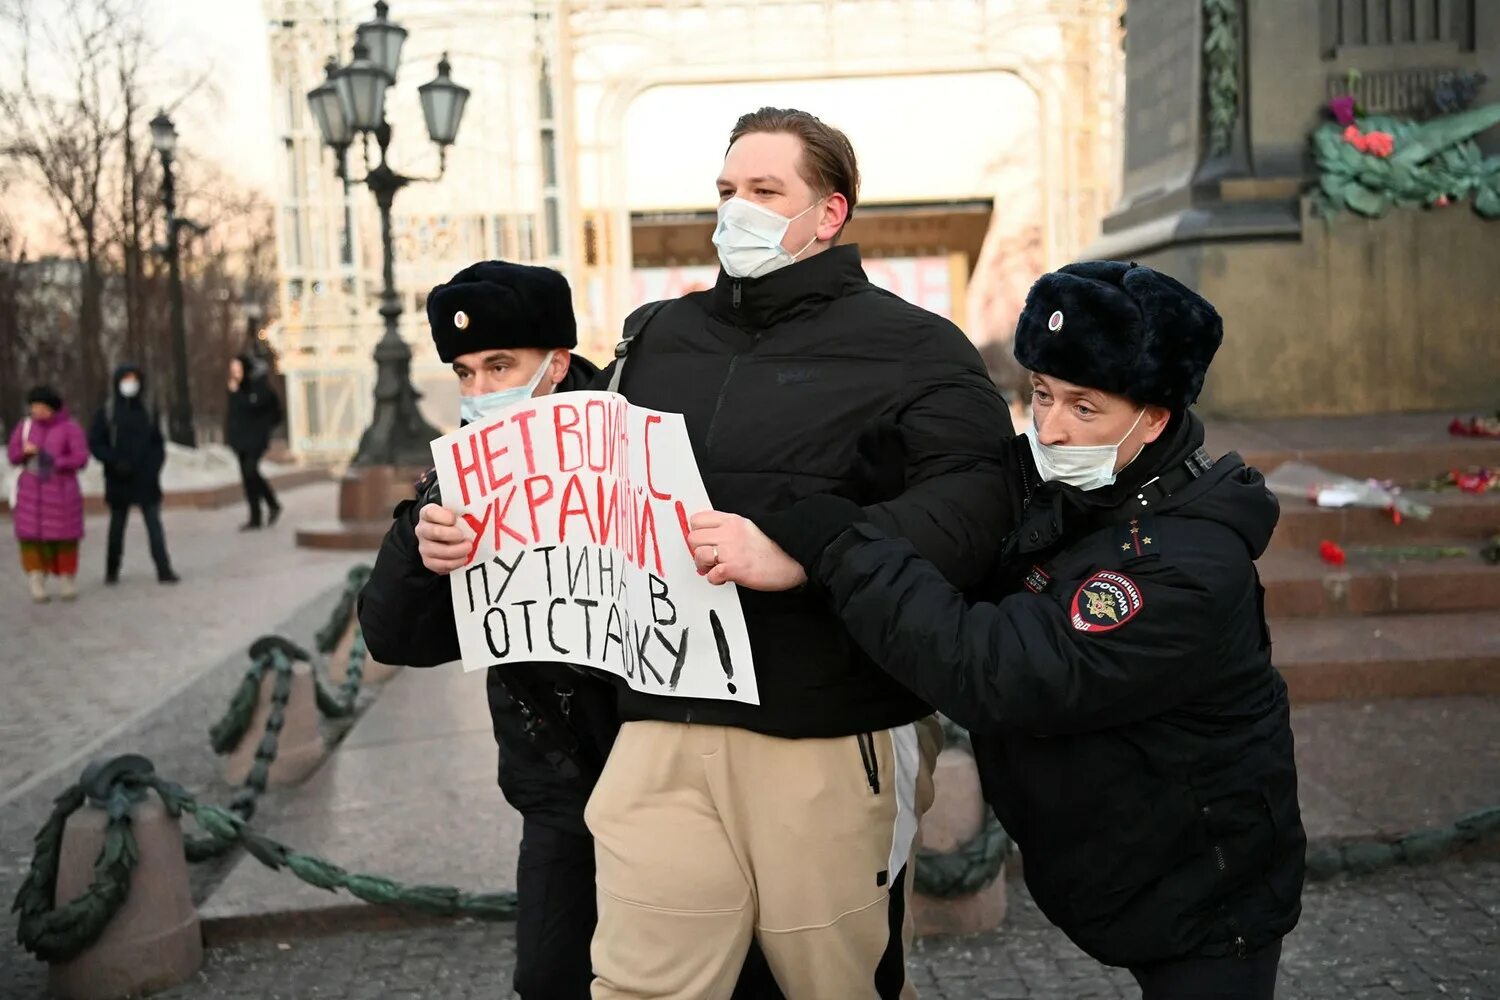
[430,392,757,704]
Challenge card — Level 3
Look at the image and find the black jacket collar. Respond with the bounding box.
[1006,411,1209,559]
[709,243,868,330]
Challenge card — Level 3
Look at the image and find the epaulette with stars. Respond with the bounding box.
[1115,515,1160,564]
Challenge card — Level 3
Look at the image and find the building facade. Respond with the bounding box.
[265,0,1123,460]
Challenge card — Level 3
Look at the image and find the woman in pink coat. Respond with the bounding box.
[8,386,90,602]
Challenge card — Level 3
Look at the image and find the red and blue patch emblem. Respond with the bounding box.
[1070,571,1144,634]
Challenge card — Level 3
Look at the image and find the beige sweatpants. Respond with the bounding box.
[586,718,941,1000]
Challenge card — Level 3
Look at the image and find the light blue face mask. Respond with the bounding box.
[459,351,554,425]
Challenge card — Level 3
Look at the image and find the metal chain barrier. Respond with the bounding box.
[14,564,518,964]
[17,564,1499,961]
[911,717,1500,894]
[1305,806,1500,881]
[310,565,374,719]
[13,756,518,964]
[11,773,136,964]
[913,716,1011,899]
[188,640,302,863]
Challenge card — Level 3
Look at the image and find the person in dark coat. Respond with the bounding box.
[693,261,1306,1000]
[88,364,179,584]
[225,354,284,530]
[356,261,783,1000]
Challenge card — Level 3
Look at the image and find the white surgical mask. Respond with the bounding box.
[118,380,141,399]
[460,351,555,425]
[1024,408,1147,491]
[712,197,821,279]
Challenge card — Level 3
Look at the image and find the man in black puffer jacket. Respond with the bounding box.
[357,261,781,1000]
[586,109,1017,999]
[697,262,1306,1000]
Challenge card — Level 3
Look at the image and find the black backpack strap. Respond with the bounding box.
[607,299,669,394]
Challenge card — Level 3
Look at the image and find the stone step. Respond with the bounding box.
[1240,441,1500,486]
[1204,411,1500,485]
[1268,489,1500,551]
[1271,611,1500,702]
[1257,543,1500,618]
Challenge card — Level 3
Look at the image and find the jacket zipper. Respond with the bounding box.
[1226,915,1247,959]
[702,281,752,458]
[857,732,880,794]
[1204,803,1246,958]
[702,356,741,457]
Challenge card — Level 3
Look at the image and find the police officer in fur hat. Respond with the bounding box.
[690,261,1306,1000]
[357,261,782,1000]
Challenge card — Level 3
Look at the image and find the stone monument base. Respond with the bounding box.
[1091,198,1500,419]
[295,465,428,551]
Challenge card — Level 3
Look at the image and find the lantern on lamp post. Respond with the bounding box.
[150,111,207,447]
[305,1,469,468]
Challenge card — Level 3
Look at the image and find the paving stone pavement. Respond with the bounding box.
[1,859,1485,999]
[0,564,371,997]
[0,482,363,803]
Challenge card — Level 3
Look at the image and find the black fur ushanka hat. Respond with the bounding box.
[1013,261,1223,410]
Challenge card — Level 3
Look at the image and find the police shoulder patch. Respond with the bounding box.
[1070,570,1144,634]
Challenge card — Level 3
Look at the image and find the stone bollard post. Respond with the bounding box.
[912,745,1008,937]
[328,615,399,687]
[224,639,326,787]
[48,758,202,1000]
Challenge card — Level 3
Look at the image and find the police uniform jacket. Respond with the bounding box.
[761,413,1306,967]
[358,354,617,837]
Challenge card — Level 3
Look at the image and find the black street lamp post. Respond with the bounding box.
[307,1,470,467]
[150,111,206,448]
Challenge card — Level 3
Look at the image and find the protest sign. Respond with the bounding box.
[430,390,758,704]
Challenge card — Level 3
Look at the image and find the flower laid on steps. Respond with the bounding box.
[1318,540,1347,567]
[1448,414,1500,439]
[1417,467,1499,494]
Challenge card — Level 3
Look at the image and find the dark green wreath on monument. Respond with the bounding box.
[1314,103,1500,219]
[1203,0,1241,158]
[913,716,1011,899]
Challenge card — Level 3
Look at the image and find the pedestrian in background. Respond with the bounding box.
[8,386,90,603]
[225,354,283,531]
[89,364,179,585]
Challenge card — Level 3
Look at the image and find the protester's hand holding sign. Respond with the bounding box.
[687,512,806,591]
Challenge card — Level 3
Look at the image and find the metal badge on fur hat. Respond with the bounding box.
[426,260,578,363]
[1012,261,1223,410]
